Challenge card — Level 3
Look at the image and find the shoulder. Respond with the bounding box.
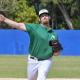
[25,23,40,26]
[25,23,40,31]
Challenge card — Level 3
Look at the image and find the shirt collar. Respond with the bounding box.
[40,24,53,32]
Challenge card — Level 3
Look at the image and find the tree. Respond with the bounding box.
[0,0,17,15]
[53,0,80,29]
[33,0,73,29]
[0,0,80,29]
[0,0,39,28]
[13,0,38,23]
[0,0,17,28]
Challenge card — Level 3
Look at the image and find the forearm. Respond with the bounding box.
[0,14,26,30]
[4,18,19,28]
[4,17,26,30]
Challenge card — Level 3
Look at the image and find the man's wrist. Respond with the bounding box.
[0,14,6,22]
[3,17,7,22]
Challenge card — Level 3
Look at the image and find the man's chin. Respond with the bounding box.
[43,21,48,24]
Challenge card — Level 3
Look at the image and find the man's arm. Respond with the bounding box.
[0,14,26,31]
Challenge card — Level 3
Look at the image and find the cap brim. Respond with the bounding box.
[39,13,49,17]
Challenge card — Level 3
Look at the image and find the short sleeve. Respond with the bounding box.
[25,23,39,32]
[25,23,33,32]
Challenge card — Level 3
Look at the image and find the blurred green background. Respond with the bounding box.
[0,0,80,29]
[0,55,80,78]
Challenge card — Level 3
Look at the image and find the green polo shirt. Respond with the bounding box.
[25,23,58,59]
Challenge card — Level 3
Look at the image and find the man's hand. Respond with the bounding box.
[49,40,63,52]
[0,14,5,22]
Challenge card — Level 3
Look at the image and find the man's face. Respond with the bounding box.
[40,13,50,24]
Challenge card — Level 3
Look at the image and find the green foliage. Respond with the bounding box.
[72,19,80,29]
[0,0,16,13]
[0,0,80,29]
[41,0,74,4]
[0,0,17,28]
[0,0,39,25]
[40,0,80,29]
[13,0,39,23]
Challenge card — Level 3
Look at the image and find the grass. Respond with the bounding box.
[0,55,27,78]
[48,56,80,78]
[0,55,80,78]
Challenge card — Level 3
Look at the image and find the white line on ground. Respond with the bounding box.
[0,78,80,80]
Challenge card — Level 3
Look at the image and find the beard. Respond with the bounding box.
[42,19,49,24]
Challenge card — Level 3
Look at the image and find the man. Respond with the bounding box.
[0,9,62,80]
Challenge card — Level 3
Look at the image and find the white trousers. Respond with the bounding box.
[27,56,52,80]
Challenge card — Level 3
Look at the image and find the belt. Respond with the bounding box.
[30,56,46,61]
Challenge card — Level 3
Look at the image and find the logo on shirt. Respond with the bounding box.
[50,35,56,40]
